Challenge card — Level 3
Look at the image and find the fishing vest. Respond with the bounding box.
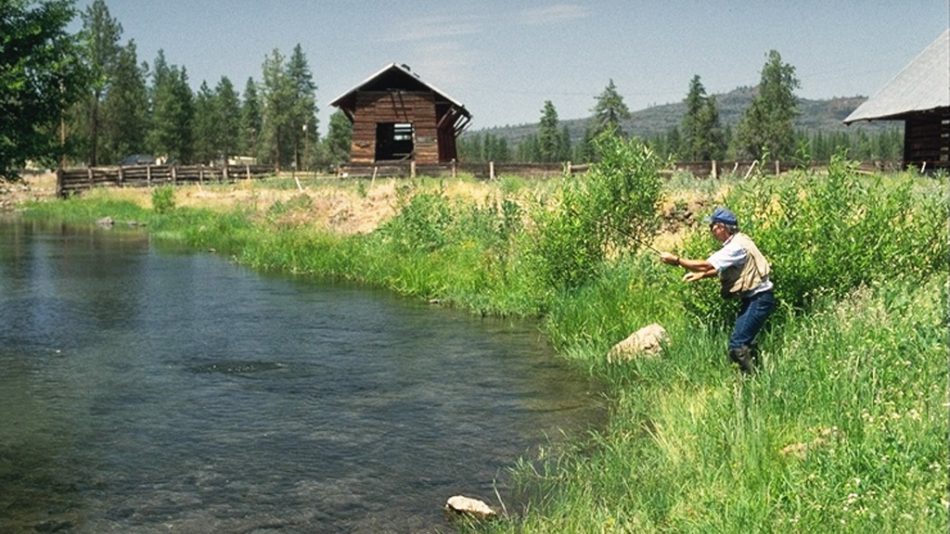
[719,233,770,299]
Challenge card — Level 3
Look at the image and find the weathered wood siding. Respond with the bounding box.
[349,91,440,164]
[903,110,950,170]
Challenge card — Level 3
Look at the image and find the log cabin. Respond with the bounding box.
[330,63,472,165]
[844,29,949,172]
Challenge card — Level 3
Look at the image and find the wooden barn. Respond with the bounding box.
[330,63,472,165]
[844,29,949,171]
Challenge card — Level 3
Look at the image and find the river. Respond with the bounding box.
[0,220,602,533]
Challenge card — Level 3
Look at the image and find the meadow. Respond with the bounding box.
[21,139,949,532]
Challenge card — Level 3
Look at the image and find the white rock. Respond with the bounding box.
[608,323,669,362]
[445,495,496,519]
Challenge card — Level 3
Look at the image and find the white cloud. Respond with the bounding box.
[381,14,484,42]
[519,3,589,26]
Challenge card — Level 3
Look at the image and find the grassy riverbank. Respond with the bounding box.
[18,146,949,532]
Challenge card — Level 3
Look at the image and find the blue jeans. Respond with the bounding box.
[728,290,776,351]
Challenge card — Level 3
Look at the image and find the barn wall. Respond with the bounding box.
[903,109,950,170]
[348,91,440,164]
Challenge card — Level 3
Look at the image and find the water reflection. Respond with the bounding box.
[0,220,603,533]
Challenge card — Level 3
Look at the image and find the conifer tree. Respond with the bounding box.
[214,77,241,163]
[323,109,352,167]
[240,78,262,158]
[736,50,800,160]
[192,81,216,164]
[100,41,148,163]
[147,51,194,163]
[590,79,631,138]
[78,0,122,165]
[538,100,561,162]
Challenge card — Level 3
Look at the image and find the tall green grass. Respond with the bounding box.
[19,144,949,532]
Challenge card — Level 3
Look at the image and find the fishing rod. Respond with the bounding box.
[598,219,664,256]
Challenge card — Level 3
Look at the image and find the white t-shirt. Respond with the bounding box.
[707,235,773,296]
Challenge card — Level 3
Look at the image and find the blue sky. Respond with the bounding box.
[72,0,949,133]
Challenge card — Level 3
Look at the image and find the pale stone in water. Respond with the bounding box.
[445,495,496,519]
[607,323,669,362]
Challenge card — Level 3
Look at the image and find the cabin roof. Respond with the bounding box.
[330,63,471,118]
[844,29,949,123]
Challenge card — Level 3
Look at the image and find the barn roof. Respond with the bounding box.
[329,63,471,118]
[844,29,949,123]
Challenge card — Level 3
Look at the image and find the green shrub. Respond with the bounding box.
[379,183,453,252]
[529,134,663,291]
[678,153,948,323]
[151,186,176,214]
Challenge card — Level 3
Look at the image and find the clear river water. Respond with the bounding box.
[0,220,603,533]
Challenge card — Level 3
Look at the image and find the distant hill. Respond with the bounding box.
[468,87,890,144]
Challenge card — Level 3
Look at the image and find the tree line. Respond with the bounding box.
[1,0,353,178]
[3,1,901,179]
[461,51,902,165]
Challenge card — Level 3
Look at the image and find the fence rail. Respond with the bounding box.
[57,164,275,197]
[337,159,901,180]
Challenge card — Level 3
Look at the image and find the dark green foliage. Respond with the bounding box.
[538,100,565,162]
[77,0,122,166]
[101,40,149,162]
[322,110,352,167]
[0,0,86,178]
[681,75,726,161]
[192,81,216,163]
[240,78,262,158]
[147,51,194,163]
[735,50,800,160]
[590,79,631,138]
[214,76,241,162]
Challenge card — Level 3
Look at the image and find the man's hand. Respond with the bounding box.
[683,269,714,282]
[660,252,679,266]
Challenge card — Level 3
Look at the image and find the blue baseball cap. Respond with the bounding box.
[704,206,738,226]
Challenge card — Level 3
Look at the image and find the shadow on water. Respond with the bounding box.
[0,220,605,533]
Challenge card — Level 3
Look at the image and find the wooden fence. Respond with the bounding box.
[337,159,900,180]
[57,164,275,197]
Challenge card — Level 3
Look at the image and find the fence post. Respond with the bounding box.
[245,164,250,180]
[775,160,780,175]
[711,160,718,179]
[223,163,229,182]
[146,165,151,187]
[410,160,416,178]
[56,168,63,197]
[489,161,495,180]
[87,167,93,192]
[451,159,457,178]
[171,165,177,186]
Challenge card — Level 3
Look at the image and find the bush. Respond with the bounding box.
[151,186,176,214]
[678,153,948,323]
[529,133,663,291]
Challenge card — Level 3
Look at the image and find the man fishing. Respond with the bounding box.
[659,206,776,373]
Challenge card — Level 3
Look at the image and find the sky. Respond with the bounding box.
[71,0,949,134]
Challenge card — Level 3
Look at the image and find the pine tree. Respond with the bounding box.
[323,109,352,167]
[78,0,122,165]
[214,77,241,163]
[260,49,295,169]
[240,78,262,158]
[192,81,216,164]
[148,51,194,163]
[735,50,800,160]
[538,100,561,162]
[680,75,726,162]
[590,79,631,138]
[101,40,148,163]
[286,44,318,170]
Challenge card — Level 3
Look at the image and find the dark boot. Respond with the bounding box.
[728,346,755,373]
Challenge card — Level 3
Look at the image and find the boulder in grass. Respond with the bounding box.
[608,323,668,362]
[444,495,496,519]
[96,216,114,227]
